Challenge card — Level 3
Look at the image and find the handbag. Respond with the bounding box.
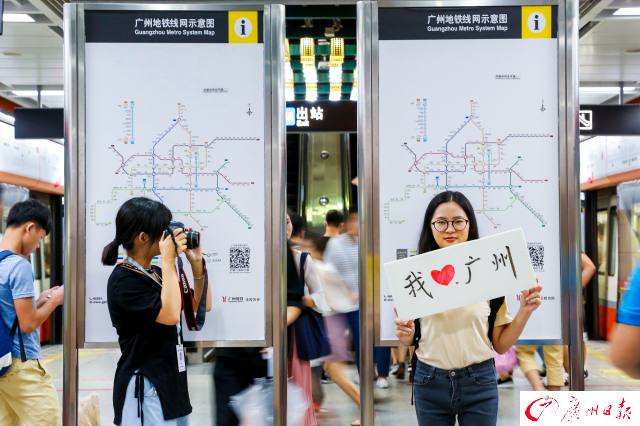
[0,250,27,377]
[494,347,518,374]
[294,252,331,361]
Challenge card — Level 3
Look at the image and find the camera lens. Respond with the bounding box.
[186,230,200,249]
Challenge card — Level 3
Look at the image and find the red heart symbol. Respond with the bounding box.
[431,265,455,286]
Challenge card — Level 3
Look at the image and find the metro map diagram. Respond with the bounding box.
[89,101,261,231]
[383,99,555,230]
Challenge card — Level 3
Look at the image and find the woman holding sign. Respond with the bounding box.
[394,191,542,426]
[102,198,212,426]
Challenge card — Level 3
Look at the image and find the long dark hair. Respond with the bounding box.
[417,191,479,254]
[101,197,172,265]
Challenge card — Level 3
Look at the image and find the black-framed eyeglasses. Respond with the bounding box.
[431,218,469,233]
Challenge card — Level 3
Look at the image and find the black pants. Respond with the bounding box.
[214,356,265,426]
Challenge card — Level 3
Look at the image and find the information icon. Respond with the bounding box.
[234,17,253,39]
[527,12,546,34]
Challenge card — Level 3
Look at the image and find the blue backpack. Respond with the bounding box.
[0,250,26,376]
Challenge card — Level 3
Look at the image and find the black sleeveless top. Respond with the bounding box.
[107,264,191,424]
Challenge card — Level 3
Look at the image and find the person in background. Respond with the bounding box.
[286,212,328,426]
[516,347,564,391]
[324,210,344,239]
[611,263,640,377]
[308,236,361,426]
[289,212,306,249]
[324,209,391,389]
[391,345,413,381]
[0,199,65,426]
[562,253,596,378]
[0,185,4,238]
[102,197,212,425]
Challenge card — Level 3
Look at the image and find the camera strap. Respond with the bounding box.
[166,228,208,331]
[176,256,208,331]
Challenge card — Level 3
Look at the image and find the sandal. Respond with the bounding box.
[351,420,361,426]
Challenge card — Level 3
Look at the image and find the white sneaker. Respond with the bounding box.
[375,377,390,389]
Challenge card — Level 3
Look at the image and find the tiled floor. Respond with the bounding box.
[42,340,640,425]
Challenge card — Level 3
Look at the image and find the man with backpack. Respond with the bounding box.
[0,199,64,426]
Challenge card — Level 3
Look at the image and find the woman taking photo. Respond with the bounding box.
[394,191,542,426]
[102,197,212,425]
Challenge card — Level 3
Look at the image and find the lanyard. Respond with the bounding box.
[125,256,182,344]
[125,257,162,286]
[125,255,208,332]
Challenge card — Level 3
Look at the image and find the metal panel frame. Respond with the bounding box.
[368,0,579,367]
[356,2,375,425]
[68,1,275,349]
[65,1,286,423]
[63,5,80,425]
[269,4,288,425]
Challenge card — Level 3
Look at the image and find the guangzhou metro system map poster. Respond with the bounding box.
[377,6,561,342]
[83,10,266,343]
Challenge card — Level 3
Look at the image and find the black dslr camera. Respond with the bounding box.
[166,221,200,250]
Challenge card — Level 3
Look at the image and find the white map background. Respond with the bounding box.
[378,39,561,342]
[85,43,266,343]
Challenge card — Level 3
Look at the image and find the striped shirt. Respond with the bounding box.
[324,234,359,299]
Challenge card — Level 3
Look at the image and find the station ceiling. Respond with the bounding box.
[0,0,638,108]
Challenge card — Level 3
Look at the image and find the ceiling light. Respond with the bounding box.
[3,14,35,23]
[330,38,345,63]
[351,67,358,101]
[285,39,290,63]
[613,8,640,16]
[0,111,15,124]
[329,83,342,101]
[300,37,315,66]
[12,90,64,97]
[306,82,318,102]
[579,86,637,93]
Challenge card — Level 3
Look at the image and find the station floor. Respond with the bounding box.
[42,340,640,425]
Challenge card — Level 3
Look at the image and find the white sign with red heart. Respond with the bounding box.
[384,228,536,320]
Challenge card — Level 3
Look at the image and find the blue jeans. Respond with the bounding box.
[121,373,189,426]
[345,310,391,377]
[413,358,498,426]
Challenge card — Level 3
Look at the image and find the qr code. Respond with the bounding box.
[230,245,250,273]
[528,243,544,272]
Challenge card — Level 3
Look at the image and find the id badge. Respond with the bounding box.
[176,344,186,372]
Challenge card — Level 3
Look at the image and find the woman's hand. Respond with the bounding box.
[519,282,543,315]
[302,295,316,309]
[394,307,415,346]
[160,228,187,262]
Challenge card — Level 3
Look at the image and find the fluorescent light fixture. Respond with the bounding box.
[3,14,35,23]
[12,90,64,97]
[306,82,318,102]
[330,38,345,63]
[613,8,640,16]
[329,83,342,101]
[285,39,291,62]
[329,65,342,84]
[579,86,637,93]
[351,66,358,101]
[285,88,295,102]
[0,111,15,124]
[300,37,315,66]
[302,65,317,83]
